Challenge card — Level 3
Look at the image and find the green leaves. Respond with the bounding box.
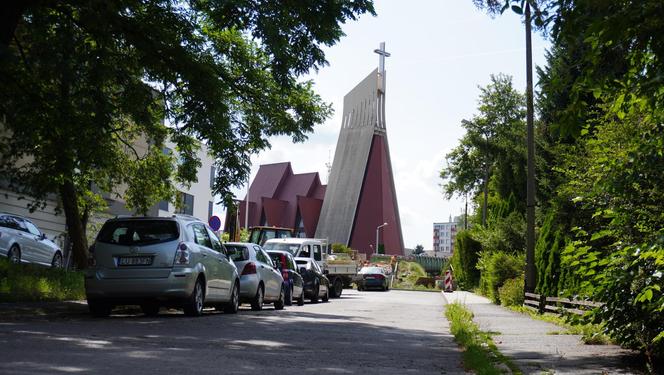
[0,0,374,269]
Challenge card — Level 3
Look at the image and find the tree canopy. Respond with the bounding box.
[0,0,375,268]
[440,73,526,225]
[455,0,664,365]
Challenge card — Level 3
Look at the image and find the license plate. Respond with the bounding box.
[118,256,153,266]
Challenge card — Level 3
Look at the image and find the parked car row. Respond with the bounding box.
[83,215,333,317]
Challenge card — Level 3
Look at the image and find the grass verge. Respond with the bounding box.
[507,306,612,345]
[445,302,522,375]
[0,257,85,302]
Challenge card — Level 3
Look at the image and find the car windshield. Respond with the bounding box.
[225,245,249,262]
[359,267,385,275]
[268,252,283,265]
[263,242,300,255]
[295,260,311,270]
[97,220,179,246]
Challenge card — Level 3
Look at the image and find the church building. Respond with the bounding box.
[225,43,404,257]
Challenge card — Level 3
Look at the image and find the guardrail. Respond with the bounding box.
[524,292,604,315]
[411,255,447,273]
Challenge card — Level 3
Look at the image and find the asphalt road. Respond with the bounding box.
[0,290,466,374]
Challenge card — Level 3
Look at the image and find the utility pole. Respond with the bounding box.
[524,2,536,293]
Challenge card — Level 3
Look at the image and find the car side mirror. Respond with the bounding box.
[323,269,329,275]
[40,233,47,240]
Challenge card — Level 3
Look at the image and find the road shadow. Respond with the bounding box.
[0,298,465,375]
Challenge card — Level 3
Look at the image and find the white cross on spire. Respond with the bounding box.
[373,42,391,75]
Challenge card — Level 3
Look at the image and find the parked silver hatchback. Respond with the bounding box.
[0,213,63,268]
[85,215,239,317]
[225,242,285,311]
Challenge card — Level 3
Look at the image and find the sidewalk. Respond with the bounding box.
[442,291,640,375]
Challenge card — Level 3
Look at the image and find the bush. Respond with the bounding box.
[477,251,524,304]
[498,277,524,307]
[450,230,482,290]
[0,257,85,302]
[589,243,664,369]
[331,243,352,254]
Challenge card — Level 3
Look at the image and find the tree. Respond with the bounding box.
[0,1,375,269]
[413,244,424,255]
[441,74,526,226]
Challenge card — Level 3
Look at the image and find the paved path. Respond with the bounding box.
[0,290,466,374]
[443,291,639,374]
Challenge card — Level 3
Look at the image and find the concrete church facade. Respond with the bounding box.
[227,43,405,257]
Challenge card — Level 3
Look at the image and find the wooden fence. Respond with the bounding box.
[524,292,604,315]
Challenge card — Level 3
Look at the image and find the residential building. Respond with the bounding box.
[0,138,216,251]
[433,216,458,257]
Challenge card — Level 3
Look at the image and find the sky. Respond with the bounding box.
[216,1,551,250]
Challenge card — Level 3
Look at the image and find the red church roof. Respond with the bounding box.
[229,162,326,237]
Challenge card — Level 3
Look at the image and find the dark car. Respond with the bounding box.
[268,250,305,306]
[295,258,329,303]
[356,266,390,291]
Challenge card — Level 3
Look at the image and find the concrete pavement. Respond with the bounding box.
[443,291,640,374]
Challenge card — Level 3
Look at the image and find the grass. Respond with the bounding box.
[0,257,85,302]
[445,302,522,375]
[508,306,612,345]
[391,261,442,291]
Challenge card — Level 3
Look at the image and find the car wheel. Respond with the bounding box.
[250,284,264,311]
[88,299,112,318]
[322,286,329,302]
[357,284,363,291]
[7,245,20,264]
[274,284,285,310]
[141,302,160,316]
[223,281,240,314]
[332,278,343,298]
[297,288,305,306]
[183,278,205,317]
[310,282,319,304]
[285,285,293,306]
[51,252,63,269]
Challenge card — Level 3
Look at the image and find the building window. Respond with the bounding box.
[294,210,305,238]
[209,166,216,189]
[158,200,169,211]
[176,192,194,215]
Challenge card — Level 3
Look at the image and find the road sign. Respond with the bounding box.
[444,270,453,292]
[208,215,221,231]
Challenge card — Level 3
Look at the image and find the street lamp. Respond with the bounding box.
[375,222,388,255]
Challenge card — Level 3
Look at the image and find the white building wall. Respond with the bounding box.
[156,141,216,222]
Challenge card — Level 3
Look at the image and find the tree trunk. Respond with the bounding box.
[482,167,489,227]
[525,2,537,293]
[59,179,88,270]
[464,192,468,230]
